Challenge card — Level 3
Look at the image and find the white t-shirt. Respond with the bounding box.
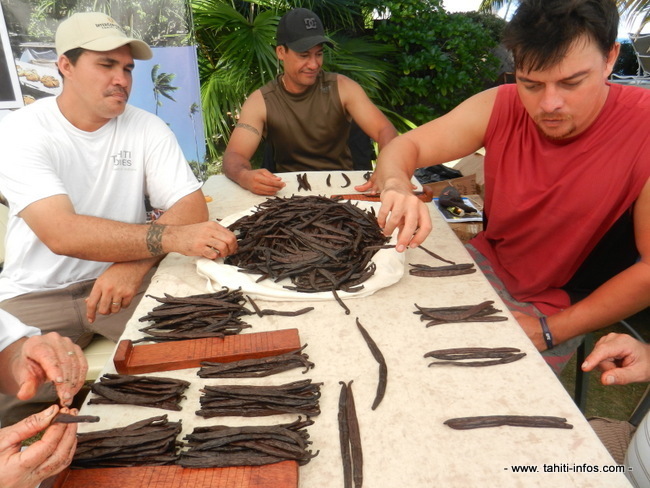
[0,97,201,299]
[0,309,39,352]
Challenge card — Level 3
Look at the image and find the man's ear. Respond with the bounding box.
[276,45,287,61]
[605,42,621,77]
[57,55,72,77]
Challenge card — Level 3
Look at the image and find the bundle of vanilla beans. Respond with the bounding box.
[137,287,252,342]
[198,345,314,378]
[414,300,508,327]
[71,415,182,468]
[224,195,389,294]
[179,417,317,468]
[196,379,322,418]
[88,374,190,411]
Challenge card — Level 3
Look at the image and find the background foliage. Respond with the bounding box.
[2,0,191,46]
[192,0,506,162]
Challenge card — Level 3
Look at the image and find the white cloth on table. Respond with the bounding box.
[196,203,405,301]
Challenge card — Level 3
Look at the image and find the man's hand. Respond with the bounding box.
[377,188,432,252]
[164,220,238,259]
[582,332,650,385]
[11,334,87,406]
[354,174,379,194]
[238,169,285,196]
[0,405,77,488]
[85,261,150,324]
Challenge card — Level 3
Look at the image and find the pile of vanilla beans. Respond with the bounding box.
[88,374,190,411]
[414,300,507,327]
[179,417,317,468]
[225,195,389,294]
[198,345,314,378]
[71,415,182,468]
[137,287,252,342]
[196,379,322,418]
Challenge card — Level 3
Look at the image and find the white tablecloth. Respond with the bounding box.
[79,172,632,487]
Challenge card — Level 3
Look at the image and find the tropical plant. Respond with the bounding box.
[2,0,191,46]
[368,0,502,125]
[479,0,650,32]
[188,102,205,179]
[618,0,650,31]
[151,64,178,115]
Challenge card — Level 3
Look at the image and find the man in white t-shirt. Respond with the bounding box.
[0,12,236,423]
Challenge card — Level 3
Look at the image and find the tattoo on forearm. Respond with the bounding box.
[146,222,166,256]
[235,122,261,137]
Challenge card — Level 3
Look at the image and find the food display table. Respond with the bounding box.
[70,172,631,487]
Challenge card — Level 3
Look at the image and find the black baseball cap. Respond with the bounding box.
[276,8,333,52]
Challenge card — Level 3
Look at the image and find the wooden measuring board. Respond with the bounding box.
[50,460,299,488]
[114,329,301,375]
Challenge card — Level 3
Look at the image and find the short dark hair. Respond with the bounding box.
[502,0,619,72]
[57,47,86,78]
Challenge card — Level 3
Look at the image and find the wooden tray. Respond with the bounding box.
[114,329,301,374]
[48,460,298,488]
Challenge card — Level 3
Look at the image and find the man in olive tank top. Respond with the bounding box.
[223,8,398,196]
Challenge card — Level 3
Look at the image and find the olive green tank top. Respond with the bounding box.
[260,71,353,172]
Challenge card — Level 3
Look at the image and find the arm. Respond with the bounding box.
[222,91,285,196]
[371,88,496,251]
[84,189,235,321]
[0,405,77,488]
[581,333,650,385]
[518,178,650,350]
[19,190,236,263]
[0,330,86,406]
[337,75,398,151]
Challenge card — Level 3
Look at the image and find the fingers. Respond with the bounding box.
[581,333,650,386]
[202,223,238,259]
[20,406,78,481]
[85,288,100,324]
[354,180,377,194]
[378,191,432,252]
[18,334,87,405]
[0,405,60,450]
[248,170,285,195]
[85,267,142,321]
[85,288,124,321]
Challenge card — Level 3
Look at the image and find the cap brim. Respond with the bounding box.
[82,37,153,60]
[286,35,333,53]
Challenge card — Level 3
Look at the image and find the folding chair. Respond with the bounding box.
[611,33,650,85]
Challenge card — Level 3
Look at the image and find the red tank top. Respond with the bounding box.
[471,83,650,313]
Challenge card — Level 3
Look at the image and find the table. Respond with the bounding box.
[77,171,632,487]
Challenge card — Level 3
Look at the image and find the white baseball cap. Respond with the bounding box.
[55,12,152,60]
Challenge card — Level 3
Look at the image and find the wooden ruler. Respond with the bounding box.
[114,329,301,375]
[49,461,299,488]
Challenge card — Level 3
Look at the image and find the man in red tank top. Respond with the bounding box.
[370,0,650,369]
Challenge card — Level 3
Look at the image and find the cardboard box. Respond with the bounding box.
[423,174,478,198]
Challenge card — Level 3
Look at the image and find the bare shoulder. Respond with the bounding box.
[240,89,266,117]
[236,89,266,133]
[334,73,372,108]
[335,73,363,93]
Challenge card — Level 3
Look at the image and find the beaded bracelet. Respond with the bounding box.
[539,316,554,350]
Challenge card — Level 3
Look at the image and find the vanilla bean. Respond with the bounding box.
[356,318,387,410]
[53,413,100,424]
[444,415,573,430]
